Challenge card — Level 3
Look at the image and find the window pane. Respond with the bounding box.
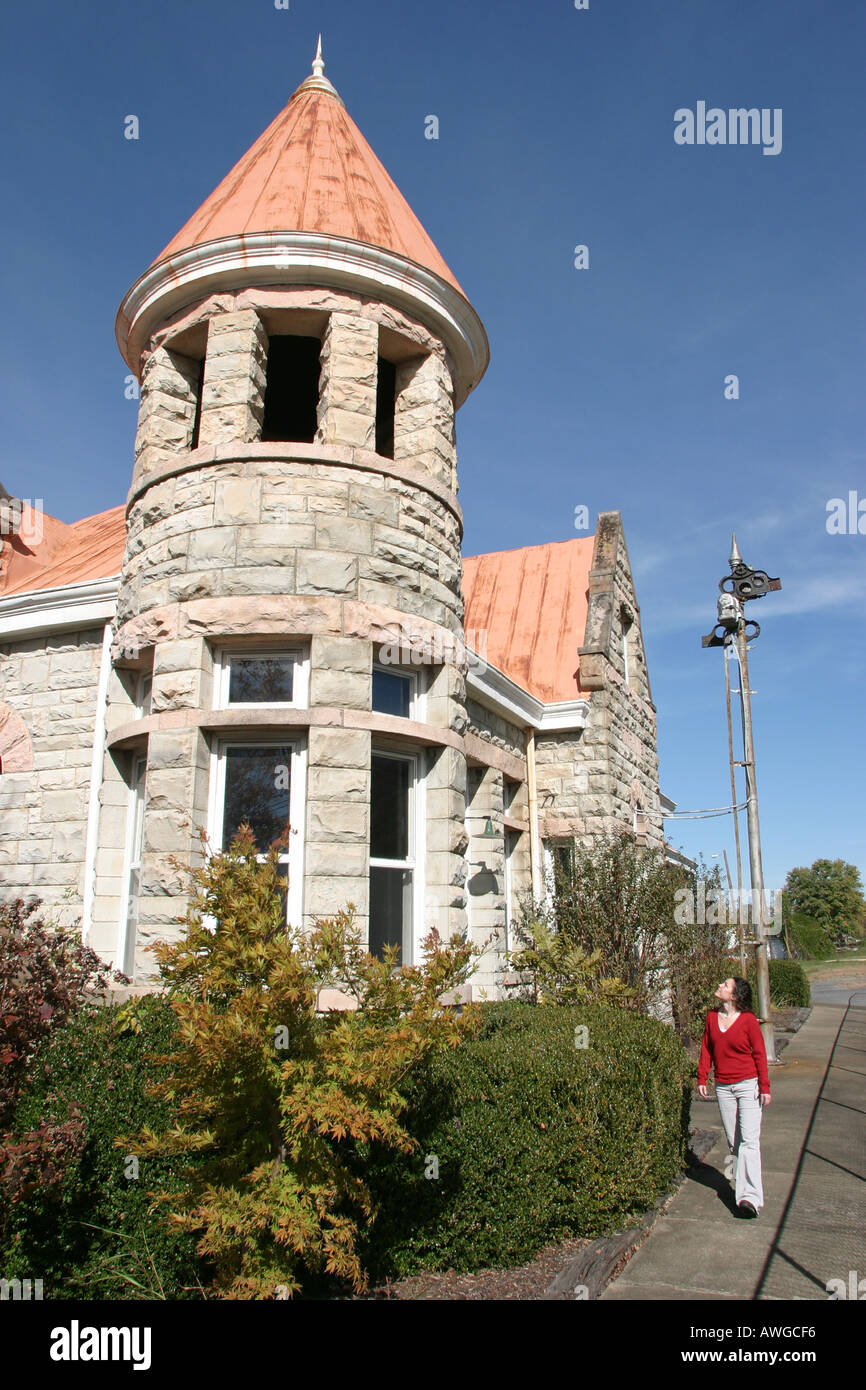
[229,657,294,704]
[372,669,411,718]
[124,867,141,977]
[369,866,412,963]
[370,755,409,860]
[223,745,292,852]
[138,674,152,717]
[131,759,147,861]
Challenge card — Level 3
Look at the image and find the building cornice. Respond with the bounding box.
[0,577,118,639]
[116,232,490,408]
[466,657,590,733]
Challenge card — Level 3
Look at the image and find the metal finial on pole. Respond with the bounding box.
[312,34,325,78]
[730,532,742,567]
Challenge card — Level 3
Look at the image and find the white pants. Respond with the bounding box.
[716,1077,764,1210]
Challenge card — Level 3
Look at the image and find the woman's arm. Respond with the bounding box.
[697,1012,713,1095]
[748,1013,771,1100]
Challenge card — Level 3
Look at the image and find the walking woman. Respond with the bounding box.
[698,977,771,1218]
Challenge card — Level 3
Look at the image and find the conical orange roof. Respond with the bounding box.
[152,42,464,296]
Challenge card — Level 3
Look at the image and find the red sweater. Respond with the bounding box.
[698,1010,770,1093]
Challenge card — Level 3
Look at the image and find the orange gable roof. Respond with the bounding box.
[1,506,126,597]
[152,63,464,297]
[462,537,596,703]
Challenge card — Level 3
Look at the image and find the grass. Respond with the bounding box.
[797,943,866,981]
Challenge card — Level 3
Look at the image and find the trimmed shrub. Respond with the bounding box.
[356,1001,693,1278]
[2,996,205,1300]
[748,959,810,1009]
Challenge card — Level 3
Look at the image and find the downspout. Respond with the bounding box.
[81,623,113,945]
[526,726,542,903]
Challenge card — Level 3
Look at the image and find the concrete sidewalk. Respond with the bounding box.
[600,1000,866,1300]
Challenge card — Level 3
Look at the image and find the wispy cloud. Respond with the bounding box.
[768,571,865,618]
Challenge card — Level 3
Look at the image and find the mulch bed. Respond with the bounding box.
[362,1237,591,1300]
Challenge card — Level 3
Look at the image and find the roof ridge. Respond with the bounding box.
[464,534,595,563]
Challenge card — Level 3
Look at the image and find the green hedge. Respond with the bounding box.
[786,912,834,961]
[355,1001,693,1279]
[2,996,206,1300]
[4,997,698,1295]
[748,958,811,1009]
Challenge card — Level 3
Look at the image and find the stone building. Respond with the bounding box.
[0,46,663,999]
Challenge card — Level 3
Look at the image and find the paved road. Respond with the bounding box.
[810,982,866,1007]
[601,1000,866,1300]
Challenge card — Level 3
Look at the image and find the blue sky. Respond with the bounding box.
[1,0,864,893]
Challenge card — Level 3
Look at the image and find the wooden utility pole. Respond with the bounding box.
[723,648,746,974]
[702,535,781,1065]
[734,623,775,1062]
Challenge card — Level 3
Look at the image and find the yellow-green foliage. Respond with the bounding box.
[507,915,635,1008]
[117,828,479,1299]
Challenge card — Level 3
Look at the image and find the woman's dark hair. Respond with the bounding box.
[731,977,753,1012]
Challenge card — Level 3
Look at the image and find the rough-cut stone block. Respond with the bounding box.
[308,767,369,802]
[308,727,370,770]
[214,477,261,525]
[304,844,367,878]
[307,802,369,841]
[219,566,294,596]
[305,877,368,919]
[315,515,372,554]
[309,667,369,710]
[311,635,370,674]
[297,551,357,596]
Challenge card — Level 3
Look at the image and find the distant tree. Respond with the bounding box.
[781,905,834,962]
[784,860,866,944]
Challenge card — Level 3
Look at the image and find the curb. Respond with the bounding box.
[542,1127,720,1300]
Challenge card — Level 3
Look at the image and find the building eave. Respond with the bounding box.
[466,655,590,733]
[0,577,119,639]
[116,232,489,408]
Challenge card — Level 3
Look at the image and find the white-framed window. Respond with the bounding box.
[369,748,424,965]
[117,752,147,978]
[213,648,309,710]
[372,663,419,719]
[504,829,520,955]
[207,737,306,928]
[136,670,152,717]
[542,837,575,908]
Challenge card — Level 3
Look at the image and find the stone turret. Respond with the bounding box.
[102,43,489,977]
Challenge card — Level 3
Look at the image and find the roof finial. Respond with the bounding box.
[312,34,325,78]
[730,532,743,567]
[291,33,344,106]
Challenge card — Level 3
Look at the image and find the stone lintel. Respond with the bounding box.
[464,731,526,780]
[106,707,467,753]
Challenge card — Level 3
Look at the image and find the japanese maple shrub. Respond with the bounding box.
[0,896,113,1236]
[119,827,479,1299]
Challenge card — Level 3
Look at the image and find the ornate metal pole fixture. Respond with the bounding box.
[702,535,781,1064]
